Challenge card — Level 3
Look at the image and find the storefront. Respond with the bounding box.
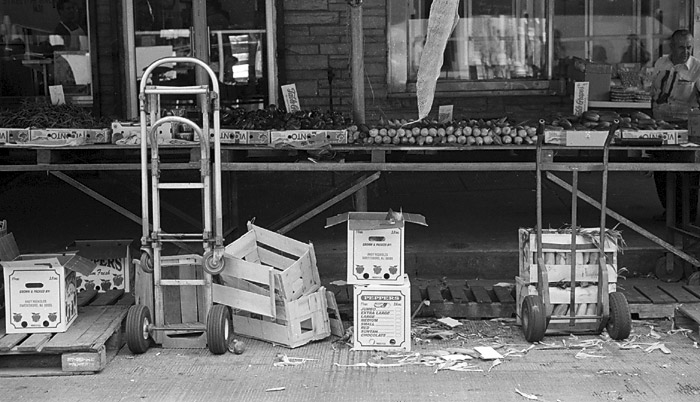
[0,0,276,118]
[0,1,697,121]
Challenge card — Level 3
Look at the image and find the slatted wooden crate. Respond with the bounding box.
[231,286,331,349]
[222,223,321,301]
[516,228,621,326]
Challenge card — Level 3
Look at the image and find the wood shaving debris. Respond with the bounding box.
[515,388,539,400]
[274,354,318,367]
[488,359,502,372]
[644,342,671,354]
[265,387,285,392]
[575,350,606,359]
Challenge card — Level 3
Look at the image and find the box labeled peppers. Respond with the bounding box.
[353,275,411,351]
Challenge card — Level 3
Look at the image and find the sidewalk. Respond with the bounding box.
[0,317,698,401]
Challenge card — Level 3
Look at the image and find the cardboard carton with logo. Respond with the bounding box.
[353,275,411,351]
[325,210,427,285]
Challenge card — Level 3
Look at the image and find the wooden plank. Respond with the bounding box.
[88,306,129,350]
[492,286,515,303]
[179,265,199,324]
[683,285,700,299]
[116,292,135,306]
[221,255,272,285]
[42,307,107,352]
[628,303,675,319]
[89,289,125,306]
[470,286,493,304]
[426,285,443,304]
[62,345,107,373]
[77,289,99,307]
[71,306,129,351]
[410,285,422,303]
[618,284,651,304]
[162,264,182,325]
[658,283,700,303]
[448,285,468,303]
[635,284,677,304]
[252,224,309,257]
[325,290,344,338]
[431,301,515,319]
[212,283,275,318]
[223,229,258,259]
[14,334,52,352]
[0,333,27,352]
[678,304,700,324]
[257,246,297,271]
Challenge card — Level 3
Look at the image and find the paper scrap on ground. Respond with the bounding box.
[474,346,504,360]
[437,317,462,328]
[265,387,285,392]
[515,388,539,400]
[644,342,671,354]
[274,354,318,367]
[329,280,347,286]
[575,350,606,359]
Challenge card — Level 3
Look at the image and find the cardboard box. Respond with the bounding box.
[30,128,112,144]
[326,211,427,285]
[353,275,411,351]
[2,252,96,333]
[620,129,688,145]
[68,239,134,292]
[110,121,173,144]
[0,128,30,143]
[568,60,613,101]
[270,129,348,145]
[203,128,270,144]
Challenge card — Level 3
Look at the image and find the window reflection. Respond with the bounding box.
[0,0,91,99]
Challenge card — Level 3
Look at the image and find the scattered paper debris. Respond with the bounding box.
[575,350,606,359]
[274,354,318,367]
[515,388,539,400]
[488,359,502,372]
[474,346,504,360]
[644,342,671,354]
[329,280,347,286]
[649,326,662,339]
[334,362,368,368]
[265,387,285,392]
[437,317,462,328]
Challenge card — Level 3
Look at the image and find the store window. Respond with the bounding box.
[388,0,692,95]
[0,0,92,102]
[553,0,690,71]
[130,0,267,108]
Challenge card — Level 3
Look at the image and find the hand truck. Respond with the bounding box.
[520,119,632,342]
[126,57,230,355]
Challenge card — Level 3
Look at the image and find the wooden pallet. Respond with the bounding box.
[674,304,700,342]
[619,279,700,319]
[0,290,134,376]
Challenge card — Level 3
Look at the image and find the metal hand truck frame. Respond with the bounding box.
[520,119,632,342]
[126,57,230,355]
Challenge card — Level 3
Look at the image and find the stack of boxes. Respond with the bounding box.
[326,211,427,351]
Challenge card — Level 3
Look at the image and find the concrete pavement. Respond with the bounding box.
[0,318,698,401]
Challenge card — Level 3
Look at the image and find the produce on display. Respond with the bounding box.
[544,110,682,131]
[218,105,353,131]
[0,100,112,128]
[347,116,539,146]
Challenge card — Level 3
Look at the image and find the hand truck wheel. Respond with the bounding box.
[126,305,152,354]
[688,271,700,286]
[207,304,233,355]
[203,249,225,275]
[140,251,154,274]
[654,254,685,283]
[606,292,632,340]
[521,295,547,343]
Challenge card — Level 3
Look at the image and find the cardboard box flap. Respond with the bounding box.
[325,210,427,230]
[3,252,97,276]
[0,232,20,261]
[68,239,135,259]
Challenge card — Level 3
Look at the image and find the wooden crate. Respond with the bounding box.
[518,228,619,283]
[231,286,331,348]
[223,223,321,301]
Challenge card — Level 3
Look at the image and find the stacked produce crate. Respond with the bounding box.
[516,228,621,326]
[326,211,427,351]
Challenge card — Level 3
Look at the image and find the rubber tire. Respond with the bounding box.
[207,304,232,355]
[606,292,632,340]
[203,250,225,275]
[126,305,152,354]
[654,255,684,283]
[521,295,547,343]
[140,251,154,274]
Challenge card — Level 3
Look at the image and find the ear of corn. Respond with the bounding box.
[416,0,460,120]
